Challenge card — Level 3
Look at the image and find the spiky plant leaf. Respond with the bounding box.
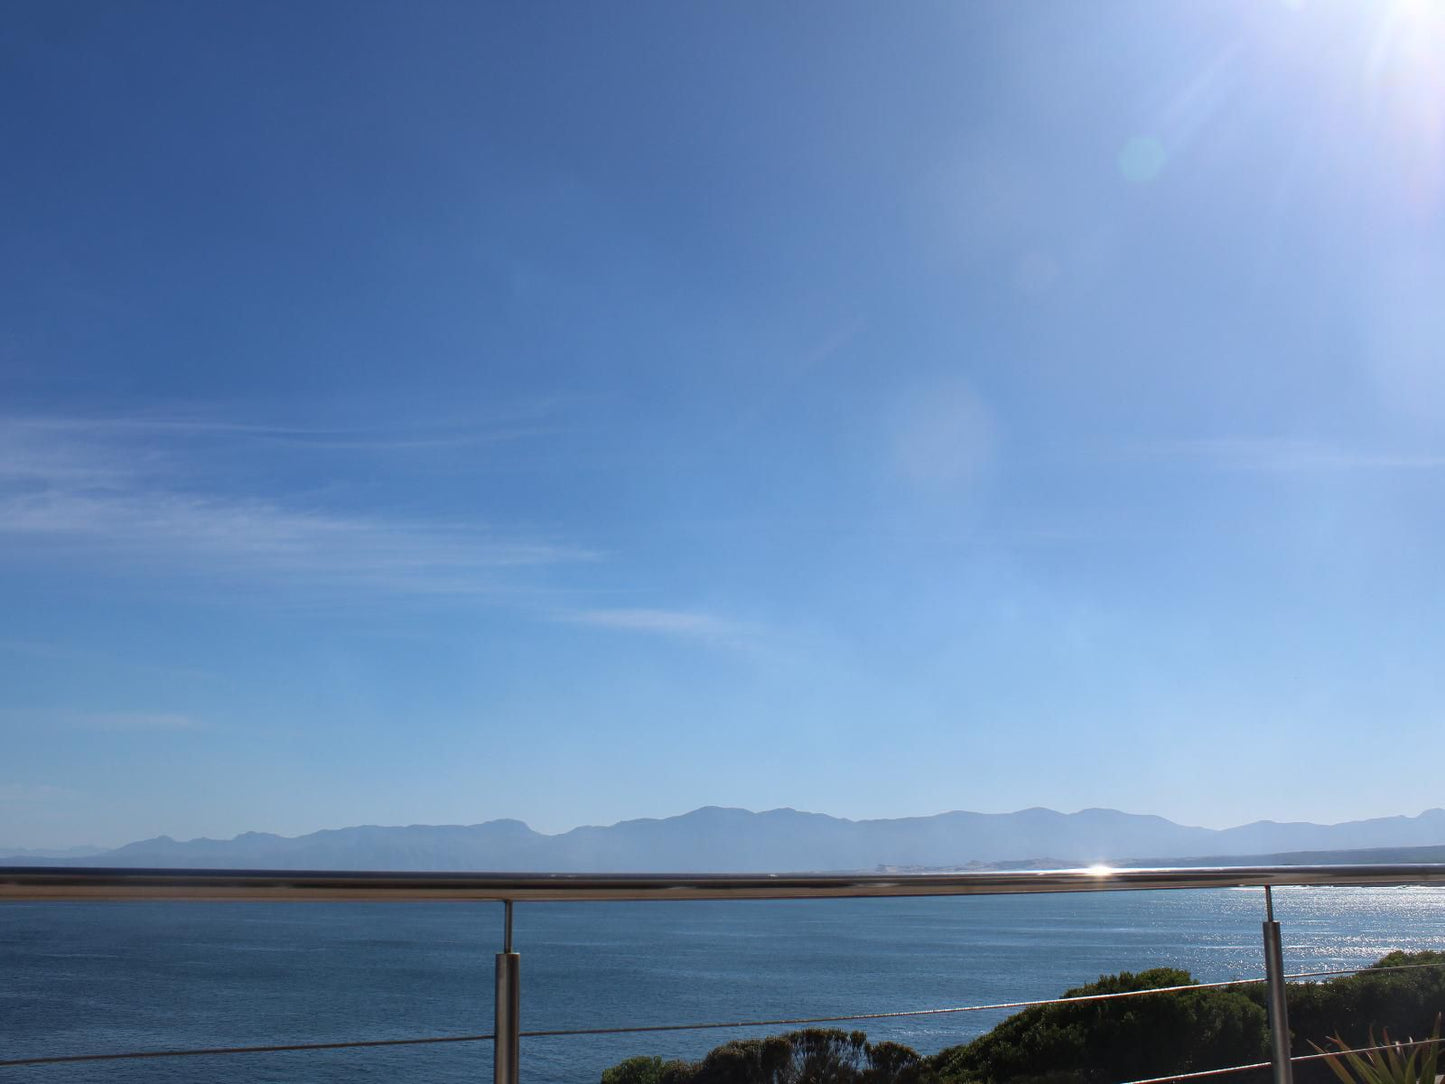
[1309,1016,1443,1084]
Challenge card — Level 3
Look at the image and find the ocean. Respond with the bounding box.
[3,886,1444,1082]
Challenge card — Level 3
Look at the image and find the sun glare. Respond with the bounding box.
[1364,0,1445,212]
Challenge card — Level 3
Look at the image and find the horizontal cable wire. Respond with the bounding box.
[470,959,1445,1041]
[1292,1036,1445,1065]
[1283,961,1445,980]
[0,976,1272,1068]
[1114,1058,1273,1084]
[0,1034,495,1069]
[518,976,1271,1039]
[5,959,1443,1068]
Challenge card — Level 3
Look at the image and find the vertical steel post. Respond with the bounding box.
[1262,886,1294,1084]
[495,900,520,1084]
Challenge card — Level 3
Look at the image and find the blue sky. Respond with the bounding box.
[4,1,1445,849]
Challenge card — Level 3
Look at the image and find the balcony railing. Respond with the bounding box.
[4,863,1445,1083]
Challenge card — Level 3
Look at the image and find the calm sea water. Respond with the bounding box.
[4,887,1444,1083]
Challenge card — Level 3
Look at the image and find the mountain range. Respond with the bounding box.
[7,806,1445,872]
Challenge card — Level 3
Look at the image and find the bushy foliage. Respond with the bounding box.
[611,1028,936,1084]
[1287,952,1445,1058]
[604,1055,694,1084]
[928,967,1268,1084]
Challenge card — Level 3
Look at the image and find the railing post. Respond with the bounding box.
[495,900,520,1084]
[1262,886,1294,1084]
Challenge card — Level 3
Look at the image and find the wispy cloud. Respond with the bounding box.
[1155,437,1445,473]
[556,608,755,644]
[0,413,751,647]
[0,413,590,597]
[71,711,204,732]
[3,488,586,588]
[1,410,555,446]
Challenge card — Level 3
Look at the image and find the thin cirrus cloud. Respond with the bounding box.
[1,414,753,644]
[556,608,753,643]
[1156,437,1445,472]
[70,711,203,732]
[0,413,591,598]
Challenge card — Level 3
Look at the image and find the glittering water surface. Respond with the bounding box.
[3,887,1444,1082]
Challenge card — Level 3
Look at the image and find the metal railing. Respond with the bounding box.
[4,863,1445,1083]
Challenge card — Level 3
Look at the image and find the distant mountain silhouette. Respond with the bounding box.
[7,806,1445,872]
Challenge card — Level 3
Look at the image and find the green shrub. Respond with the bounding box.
[929,968,1268,1084]
[608,1028,933,1084]
[604,1055,686,1084]
[1287,952,1445,1058]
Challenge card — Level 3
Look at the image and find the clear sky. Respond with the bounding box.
[4,1,1445,849]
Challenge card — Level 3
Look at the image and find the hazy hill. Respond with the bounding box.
[6,806,1445,872]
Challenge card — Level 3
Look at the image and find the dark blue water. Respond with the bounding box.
[4,887,1444,1082]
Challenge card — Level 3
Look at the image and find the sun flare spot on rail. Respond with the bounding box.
[1084,864,1116,877]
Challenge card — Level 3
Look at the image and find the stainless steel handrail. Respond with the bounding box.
[5,862,1445,900]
